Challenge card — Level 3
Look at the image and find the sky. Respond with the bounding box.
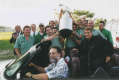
[0,0,119,29]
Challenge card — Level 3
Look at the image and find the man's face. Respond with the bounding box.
[84,21,88,27]
[73,25,77,31]
[84,30,92,40]
[99,23,105,31]
[31,24,36,32]
[15,26,21,33]
[24,28,31,36]
[46,27,52,35]
[77,21,82,25]
[49,22,55,28]
[82,19,85,25]
[62,50,65,58]
[88,20,94,29]
[39,25,45,31]
[53,29,57,34]
[49,48,60,63]
[55,20,58,25]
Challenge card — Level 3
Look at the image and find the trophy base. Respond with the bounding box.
[59,29,73,38]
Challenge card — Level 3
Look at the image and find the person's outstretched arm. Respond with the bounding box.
[46,32,60,41]
[29,62,46,73]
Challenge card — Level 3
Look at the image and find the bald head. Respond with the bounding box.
[88,20,94,29]
[15,25,21,33]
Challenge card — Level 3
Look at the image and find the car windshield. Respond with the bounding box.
[5,52,30,77]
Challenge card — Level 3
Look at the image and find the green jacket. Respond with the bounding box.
[100,28,113,43]
[34,32,47,45]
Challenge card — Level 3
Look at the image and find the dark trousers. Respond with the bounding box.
[79,56,106,76]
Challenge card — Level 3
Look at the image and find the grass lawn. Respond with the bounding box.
[0,33,15,60]
[0,32,13,40]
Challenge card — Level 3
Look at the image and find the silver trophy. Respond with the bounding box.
[59,7,73,38]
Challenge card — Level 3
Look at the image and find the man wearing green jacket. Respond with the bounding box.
[99,21,113,43]
[34,23,47,44]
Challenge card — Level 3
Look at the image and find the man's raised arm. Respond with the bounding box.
[46,32,60,41]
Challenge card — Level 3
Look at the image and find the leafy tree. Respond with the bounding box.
[72,9,95,20]
[94,18,107,28]
[55,9,95,21]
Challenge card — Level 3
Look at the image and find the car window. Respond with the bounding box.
[4,53,30,78]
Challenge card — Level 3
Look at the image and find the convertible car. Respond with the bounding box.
[0,41,119,80]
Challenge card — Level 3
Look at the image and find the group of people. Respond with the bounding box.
[9,11,115,79]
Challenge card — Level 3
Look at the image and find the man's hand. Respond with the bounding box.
[106,56,111,63]
[29,62,35,66]
[18,54,22,57]
[71,48,79,54]
[25,72,32,78]
[69,35,75,40]
[55,32,60,36]
[72,31,77,36]
[41,39,44,42]
[114,47,119,50]
[59,36,62,39]
[13,34,18,39]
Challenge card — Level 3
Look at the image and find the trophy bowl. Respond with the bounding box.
[59,7,73,38]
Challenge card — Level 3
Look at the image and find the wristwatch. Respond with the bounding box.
[31,74,34,78]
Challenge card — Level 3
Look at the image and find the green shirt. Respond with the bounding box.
[76,28,84,41]
[14,34,34,55]
[34,32,47,44]
[55,24,59,30]
[66,29,82,48]
[82,26,85,30]
[100,28,113,43]
[92,28,107,39]
[44,35,61,47]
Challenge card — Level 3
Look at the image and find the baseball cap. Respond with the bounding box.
[39,23,44,26]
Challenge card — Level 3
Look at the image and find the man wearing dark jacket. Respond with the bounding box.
[71,27,114,77]
[9,25,23,59]
[78,27,114,75]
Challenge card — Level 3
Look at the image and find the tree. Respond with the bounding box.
[72,9,95,21]
[94,18,107,28]
[55,9,95,21]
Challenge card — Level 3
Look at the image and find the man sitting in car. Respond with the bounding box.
[25,46,70,79]
[71,27,114,77]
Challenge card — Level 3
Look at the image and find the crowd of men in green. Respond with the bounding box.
[10,19,113,59]
[9,11,115,79]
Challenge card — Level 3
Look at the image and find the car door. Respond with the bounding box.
[0,41,52,80]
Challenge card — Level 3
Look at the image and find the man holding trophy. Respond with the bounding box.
[58,7,82,57]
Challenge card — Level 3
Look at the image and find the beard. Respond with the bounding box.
[50,55,59,63]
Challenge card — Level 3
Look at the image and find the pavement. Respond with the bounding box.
[0,59,15,73]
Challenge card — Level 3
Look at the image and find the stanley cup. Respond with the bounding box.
[59,7,73,38]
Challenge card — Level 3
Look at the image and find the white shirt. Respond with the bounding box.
[39,32,43,36]
[30,31,38,36]
[17,30,22,36]
[44,58,70,79]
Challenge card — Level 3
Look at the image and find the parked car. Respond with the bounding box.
[105,19,119,54]
[0,41,119,80]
